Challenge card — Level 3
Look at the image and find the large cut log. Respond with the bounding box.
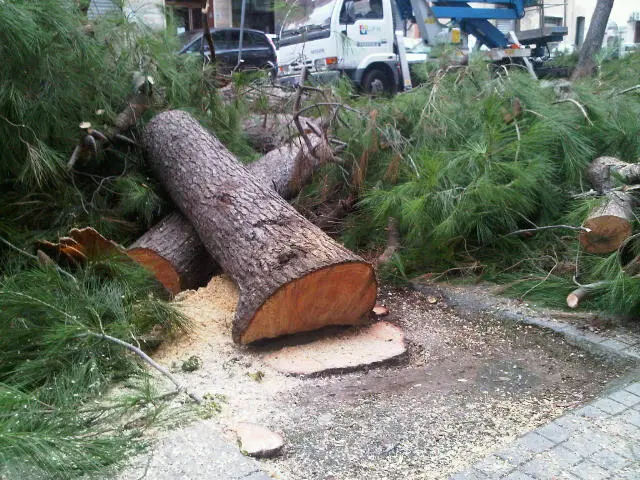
[128,134,331,293]
[586,156,640,193]
[579,191,634,254]
[242,114,320,153]
[128,213,215,294]
[580,155,639,254]
[142,110,376,343]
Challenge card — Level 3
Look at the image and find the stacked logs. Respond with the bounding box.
[49,110,377,344]
[141,111,377,344]
[568,156,640,308]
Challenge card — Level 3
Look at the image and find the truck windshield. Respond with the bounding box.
[280,0,335,38]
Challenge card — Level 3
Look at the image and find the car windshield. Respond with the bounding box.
[280,0,335,38]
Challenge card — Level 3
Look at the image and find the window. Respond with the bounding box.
[575,16,585,47]
[184,36,203,53]
[543,16,563,27]
[248,32,270,48]
[340,0,383,24]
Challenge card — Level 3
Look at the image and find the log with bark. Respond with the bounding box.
[579,156,639,254]
[579,191,634,254]
[142,110,377,343]
[242,114,320,153]
[128,133,332,293]
[585,156,640,193]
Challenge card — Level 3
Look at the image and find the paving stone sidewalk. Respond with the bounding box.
[451,381,640,479]
[115,419,272,480]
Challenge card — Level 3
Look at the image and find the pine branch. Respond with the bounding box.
[78,332,203,404]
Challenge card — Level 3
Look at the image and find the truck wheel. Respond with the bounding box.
[362,68,392,95]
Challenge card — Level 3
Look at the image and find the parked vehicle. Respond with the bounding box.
[179,28,277,75]
[276,0,566,93]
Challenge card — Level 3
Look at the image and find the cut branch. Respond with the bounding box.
[80,332,202,403]
[566,281,610,308]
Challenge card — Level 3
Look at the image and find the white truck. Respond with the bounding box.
[276,0,567,93]
[277,0,411,94]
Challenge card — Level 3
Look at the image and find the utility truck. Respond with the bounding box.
[276,0,567,93]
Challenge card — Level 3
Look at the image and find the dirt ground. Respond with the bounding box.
[154,277,635,480]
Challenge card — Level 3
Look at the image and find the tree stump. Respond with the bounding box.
[142,110,376,343]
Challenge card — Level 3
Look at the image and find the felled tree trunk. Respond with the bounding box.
[128,213,215,294]
[242,114,320,153]
[580,156,639,254]
[128,134,331,293]
[586,156,640,193]
[142,111,376,344]
[579,191,634,254]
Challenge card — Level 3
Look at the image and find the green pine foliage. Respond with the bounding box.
[0,2,242,477]
[0,260,190,478]
[329,53,640,313]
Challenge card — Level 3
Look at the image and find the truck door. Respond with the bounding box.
[338,0,395,68]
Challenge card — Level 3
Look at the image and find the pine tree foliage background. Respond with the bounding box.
[306,54,640,314]
[0,1,247,477]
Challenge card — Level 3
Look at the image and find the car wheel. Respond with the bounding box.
[362,68,393,95]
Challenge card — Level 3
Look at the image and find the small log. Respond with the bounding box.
[128,134,331,293]
[128,213,216,294]
[142,110,376,343]
[566,281,610,308]
[579,191,634,254]
[586,156,640,193]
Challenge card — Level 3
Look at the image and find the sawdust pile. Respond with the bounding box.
[153,275,239,362]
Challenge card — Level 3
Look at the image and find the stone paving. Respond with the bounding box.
[437,284,640,480]
[450,381,640,479]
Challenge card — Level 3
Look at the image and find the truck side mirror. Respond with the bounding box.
[340,1,356,25]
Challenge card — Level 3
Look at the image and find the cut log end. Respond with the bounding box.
[235,262,378,344]
[566,293,581,309]
[126,247,181,295]
[579,215,632,254]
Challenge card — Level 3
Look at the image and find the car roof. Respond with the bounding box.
[189,28,268,36]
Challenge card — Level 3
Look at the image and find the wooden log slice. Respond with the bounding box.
[579,191,634,254]
[142,110,376,343]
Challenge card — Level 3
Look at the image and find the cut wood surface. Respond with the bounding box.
[128,213,216,294]
[262,321,405,375]
[579,191,634,254]
[142,110,376,344]
[129,133,331,293]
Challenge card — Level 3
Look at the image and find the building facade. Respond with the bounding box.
[519,1,640,49]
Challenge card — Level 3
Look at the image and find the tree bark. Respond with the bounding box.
[580,155,639,254]
[586,156,640,193]
[128,133,332,293]
[242,114,320,153]
[142,110,376,344]
[579,191,634,254]
[571,0,615,80]
[566,281,609,308]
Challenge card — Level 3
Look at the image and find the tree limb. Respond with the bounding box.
[80,332,203,404]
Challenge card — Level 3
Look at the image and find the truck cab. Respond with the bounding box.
[277,0,402,94]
